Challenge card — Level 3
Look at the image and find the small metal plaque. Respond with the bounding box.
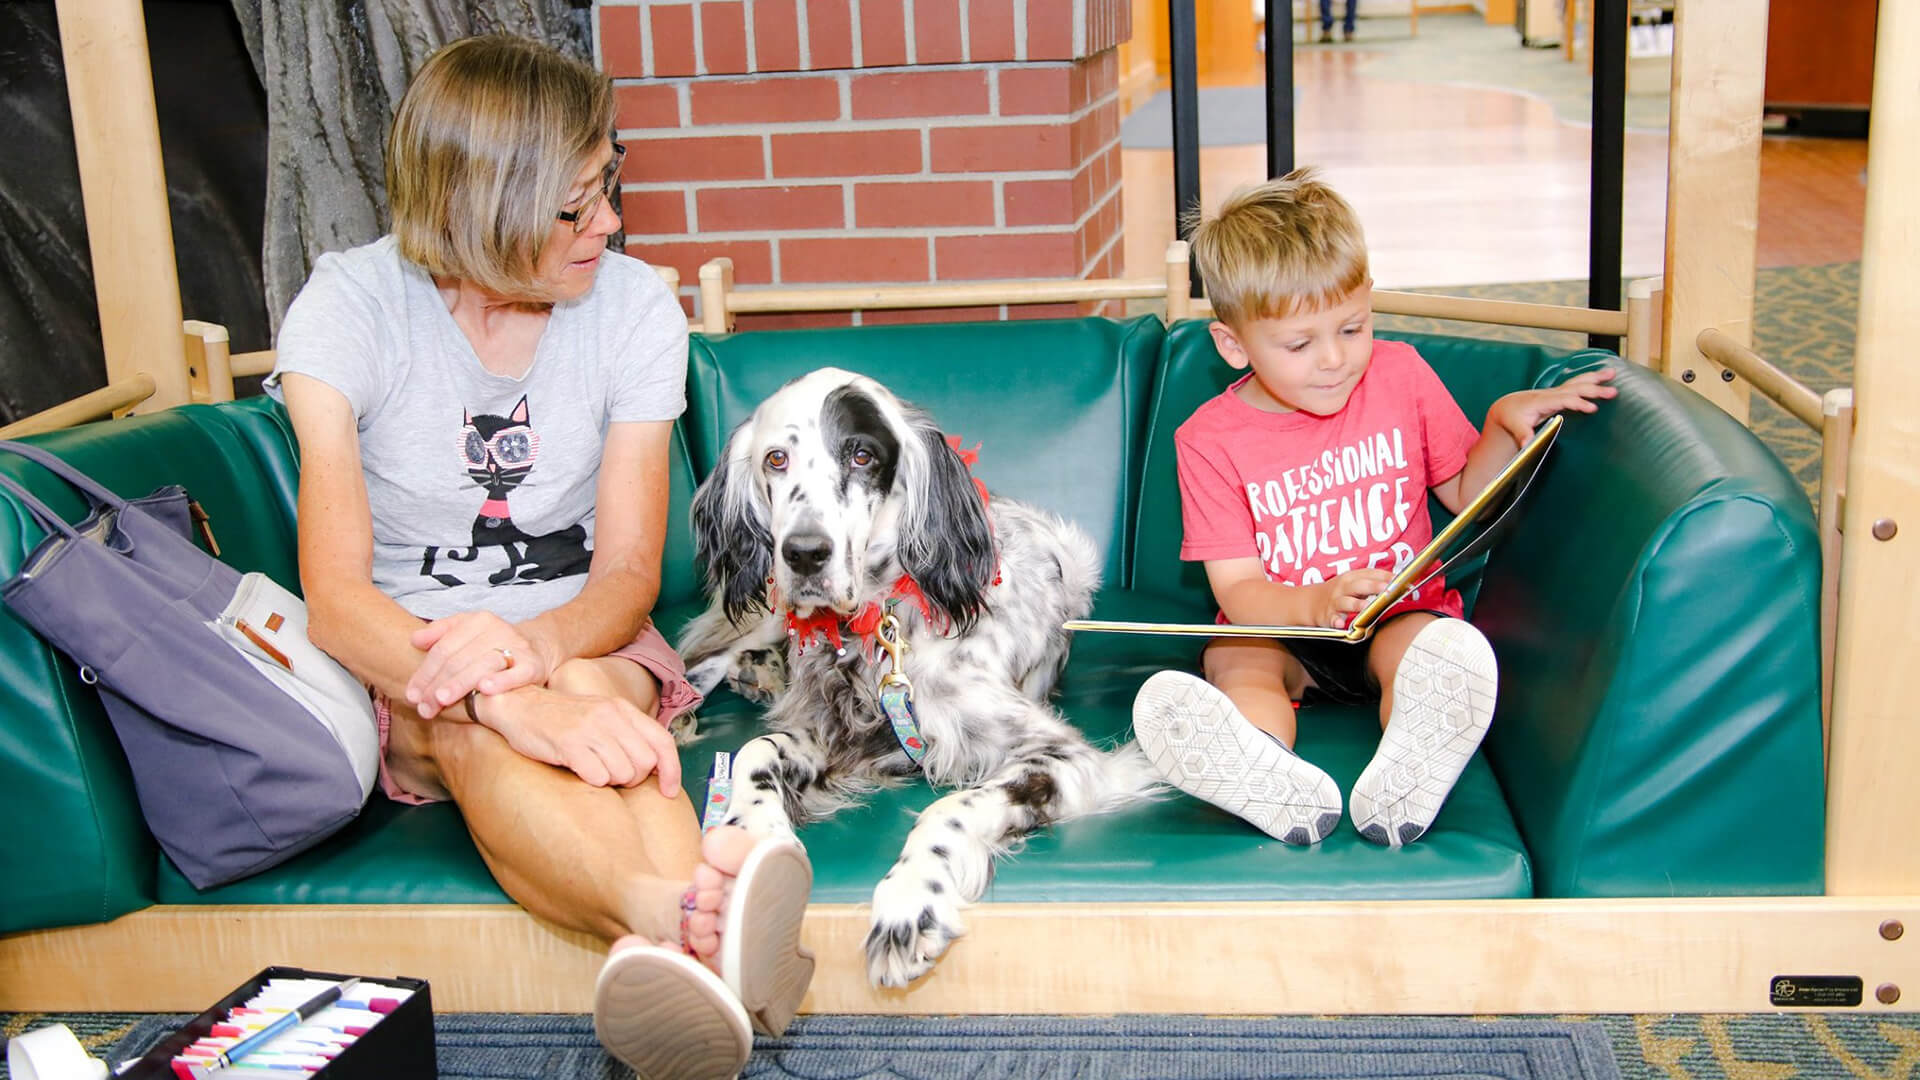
[1770,975,1863,1007]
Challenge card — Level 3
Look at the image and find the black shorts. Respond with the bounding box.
[1286,635,1379,705]
[1215,610,1454,707]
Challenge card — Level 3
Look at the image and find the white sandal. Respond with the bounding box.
[717,837,816,1036]
[594,941,751,1080]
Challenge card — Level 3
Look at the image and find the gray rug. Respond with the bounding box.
[40,1014,1622,1079]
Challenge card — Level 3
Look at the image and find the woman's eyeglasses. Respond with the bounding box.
[555,143,626,234]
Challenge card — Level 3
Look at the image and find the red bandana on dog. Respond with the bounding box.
[786,575,943,655]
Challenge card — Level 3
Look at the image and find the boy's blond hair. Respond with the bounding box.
[1186,168,1369,328]
[386,35,615,301]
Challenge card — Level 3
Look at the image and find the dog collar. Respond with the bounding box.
[785,576,938,656]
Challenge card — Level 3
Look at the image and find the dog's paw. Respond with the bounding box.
[726,647,787,703]
[863,868,967,989]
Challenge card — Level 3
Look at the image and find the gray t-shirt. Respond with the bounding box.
[267,235,687,623]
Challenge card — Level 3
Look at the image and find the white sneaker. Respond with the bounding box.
[1132,670,1343,845]
[1350,619,1497,847]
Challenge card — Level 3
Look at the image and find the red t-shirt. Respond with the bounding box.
[1174,339,1479,622]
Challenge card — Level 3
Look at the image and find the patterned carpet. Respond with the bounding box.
[9,1009,1920,1079]
[1374,261,1860,501]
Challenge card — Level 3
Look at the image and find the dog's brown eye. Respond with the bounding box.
[851,448,873,468]
[764,449,789,471]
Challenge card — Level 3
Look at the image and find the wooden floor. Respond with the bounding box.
[1121,45,1869,289]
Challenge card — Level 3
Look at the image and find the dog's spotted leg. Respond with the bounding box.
[720,731,823,841]
[865,738,1122,988]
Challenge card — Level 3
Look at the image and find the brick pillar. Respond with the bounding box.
[596,0,1127,327]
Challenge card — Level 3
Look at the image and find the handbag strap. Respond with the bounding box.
[0,440,130,512]
[0,469,84,540]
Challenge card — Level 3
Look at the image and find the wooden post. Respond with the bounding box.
[181,321,235,404]
[699,258,735,336]
[1165,241,1194,323]
[1817,388,1853,752]
[54,0,192,413]
[1826,0,1920,896]
[1658,0,1763,423]
[1625,276,1663,367]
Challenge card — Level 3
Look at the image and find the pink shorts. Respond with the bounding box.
[372,621,703,805]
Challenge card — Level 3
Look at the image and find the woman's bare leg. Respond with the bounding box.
[383,654,722,951]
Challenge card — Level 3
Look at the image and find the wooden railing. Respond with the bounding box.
[0,374,159,440]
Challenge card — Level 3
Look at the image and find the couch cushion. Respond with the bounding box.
[649,591,1533,904]
[685,317,1165,587]
[159,583,1526,907]
[156,798,510,904]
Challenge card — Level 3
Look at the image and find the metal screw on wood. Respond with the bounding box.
[1882,919,1905,941]
[1721,369,1735,382]
[1878,983,1901,1005]
[1873,519,1898,541]
[1682,370,1696,383]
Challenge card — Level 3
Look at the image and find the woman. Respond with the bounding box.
[268,34,811,1079]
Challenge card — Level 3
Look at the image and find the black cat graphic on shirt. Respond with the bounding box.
[420,395,591,588]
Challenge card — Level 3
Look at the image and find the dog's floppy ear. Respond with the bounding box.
[691,420,774,625]
[896,411,996,632]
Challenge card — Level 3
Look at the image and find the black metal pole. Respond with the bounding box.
[1265,0,1295,179]
[1169,0,1202,296]
[1588,0,1627,352]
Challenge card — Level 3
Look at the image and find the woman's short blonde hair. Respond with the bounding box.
[1187,168,1369,328]
[386,34,615,300]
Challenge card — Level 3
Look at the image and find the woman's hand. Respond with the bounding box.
[406,611,561,718]
[1313,568,1394,629]
[1486,367,1619,444]
[472,686,684,795]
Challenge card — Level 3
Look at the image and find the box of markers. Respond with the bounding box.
[117,966,435,1079]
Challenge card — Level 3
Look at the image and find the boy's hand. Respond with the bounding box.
[1487,367,1618,444]
[1314,568,1394,629]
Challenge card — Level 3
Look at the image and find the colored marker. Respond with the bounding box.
[193,978,358,1074]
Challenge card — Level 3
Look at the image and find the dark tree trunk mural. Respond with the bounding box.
[0,0,591,425]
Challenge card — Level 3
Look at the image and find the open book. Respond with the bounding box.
[1066,413,1563,643]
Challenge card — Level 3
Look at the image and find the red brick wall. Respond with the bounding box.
[596,0,1127,327]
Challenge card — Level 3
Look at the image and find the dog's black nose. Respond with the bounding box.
[781,532,834,575]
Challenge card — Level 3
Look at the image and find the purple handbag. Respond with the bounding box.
[0,440,377,888]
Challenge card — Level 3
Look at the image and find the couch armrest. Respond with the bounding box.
[1475,356,1825,897]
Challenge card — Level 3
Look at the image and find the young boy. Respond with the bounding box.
[1133,169,1615,848]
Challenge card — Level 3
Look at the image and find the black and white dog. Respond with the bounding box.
[678,368,1160,988]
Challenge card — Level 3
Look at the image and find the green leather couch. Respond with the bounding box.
[0,317,1826,939]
